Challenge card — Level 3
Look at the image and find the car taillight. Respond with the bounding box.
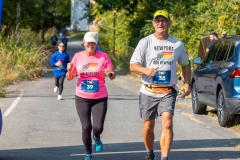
[229,69,240,78]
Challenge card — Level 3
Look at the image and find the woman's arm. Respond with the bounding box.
[66,63,77,81]
[66,71,77,81]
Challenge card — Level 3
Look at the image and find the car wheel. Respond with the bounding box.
[217,89,235,127]
[191,82,207,114]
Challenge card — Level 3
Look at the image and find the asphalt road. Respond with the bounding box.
[0,38,239,160]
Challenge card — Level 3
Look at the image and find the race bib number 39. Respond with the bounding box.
[81,80,99,92]
[152,70,171,84]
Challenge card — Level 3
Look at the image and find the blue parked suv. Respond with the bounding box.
[191,35,240,127]
[0,108,2,135]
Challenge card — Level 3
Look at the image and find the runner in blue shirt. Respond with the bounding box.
[61,34,68,52]
[50,33,58,50]
[50,42,70,100]
[96,45,102,51]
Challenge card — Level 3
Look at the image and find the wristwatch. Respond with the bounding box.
[184,81,191,85]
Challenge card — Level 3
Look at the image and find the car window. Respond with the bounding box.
[204,41,220,63]
[225,42,235,60]
[214,41,231,62]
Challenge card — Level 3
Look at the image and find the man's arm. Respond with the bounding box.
[206,48,210,53]
[181,64,191,96]
[206,44,212,53]
[130,63,158,77]
[206,40,216,53]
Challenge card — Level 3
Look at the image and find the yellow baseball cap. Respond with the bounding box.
[154,10,169,19]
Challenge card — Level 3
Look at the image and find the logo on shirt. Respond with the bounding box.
[80,63,99,76]
[153,52,173,65]
[81,63,98,71]
[162,52,173,60]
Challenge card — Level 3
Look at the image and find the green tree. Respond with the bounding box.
[90,0,240,72]
[97,9,133,72]
[2,0,71,34]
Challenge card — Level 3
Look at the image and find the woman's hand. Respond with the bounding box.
[55,61,62,66]
[66,63,76,81]
[103,68,116,80]
[67,63,73,71]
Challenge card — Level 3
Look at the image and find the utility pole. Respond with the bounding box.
[41,0,45,44]
[113,10,116,55]
[16,0,21,38]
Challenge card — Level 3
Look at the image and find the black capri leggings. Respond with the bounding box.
[75,95,108,154]
[55,75,65,95]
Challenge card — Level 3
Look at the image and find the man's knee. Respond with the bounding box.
[161,113,173,130]
[143,120,155,133]
[162,120,173,130]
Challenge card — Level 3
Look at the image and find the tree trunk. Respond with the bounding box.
[41,0,45,44]
[16,0,21,38]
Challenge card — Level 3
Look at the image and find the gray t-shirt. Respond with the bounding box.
[130,34,189,97]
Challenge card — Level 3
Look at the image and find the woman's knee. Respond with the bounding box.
[82,125,92,135]
[93,126,103,135]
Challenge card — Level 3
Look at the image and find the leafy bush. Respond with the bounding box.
[0,28,49,97]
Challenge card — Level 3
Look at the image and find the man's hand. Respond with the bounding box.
[146,67,158,77]
[181,83,191,96]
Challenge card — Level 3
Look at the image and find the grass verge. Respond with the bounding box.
[0,28,52,97]
[68,31,87,40]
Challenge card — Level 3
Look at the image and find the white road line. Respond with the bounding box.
[70,150,160,156]
[70,147,237,156]
[2,89,24,120]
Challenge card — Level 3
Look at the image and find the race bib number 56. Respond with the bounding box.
[152,70,171,84]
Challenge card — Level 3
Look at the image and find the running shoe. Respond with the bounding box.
[93,136,103,152]
[57,95,63,100]
[54,86,58,93]
[146,154,156,160]
[84,154,92,160]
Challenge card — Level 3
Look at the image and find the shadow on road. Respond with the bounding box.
[0,139,239,160]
